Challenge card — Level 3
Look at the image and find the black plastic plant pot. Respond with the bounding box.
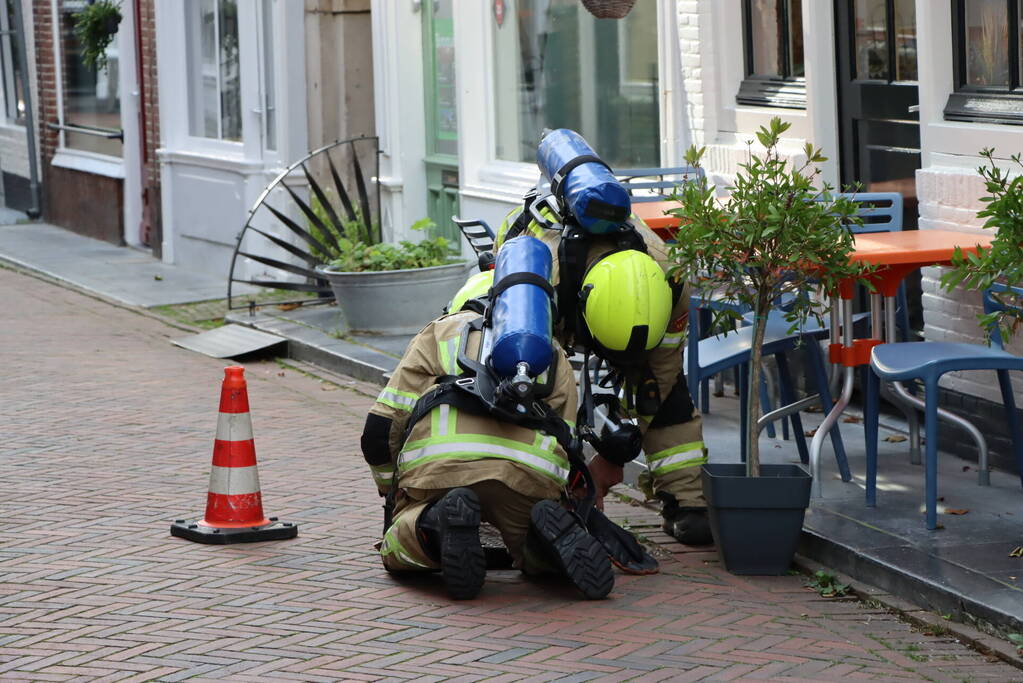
[701,462,812,575]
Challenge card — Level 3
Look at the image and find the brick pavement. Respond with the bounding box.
[0,265,1019,682]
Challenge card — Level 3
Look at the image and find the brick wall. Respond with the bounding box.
[136,0,161,253]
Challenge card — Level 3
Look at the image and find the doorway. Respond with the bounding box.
[835,0,922,330]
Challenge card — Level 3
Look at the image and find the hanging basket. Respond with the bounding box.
[580,0,637,19]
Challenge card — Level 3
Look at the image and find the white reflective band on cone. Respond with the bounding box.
[208,465,262,495]
[216,412,254,441]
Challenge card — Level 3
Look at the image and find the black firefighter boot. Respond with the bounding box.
[416,488,486,600]
[523,500,614,600]
[657,492,713,546]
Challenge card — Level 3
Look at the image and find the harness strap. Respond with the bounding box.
[403,381,573,455]
[550,154,613,198]
[489,271,555,300]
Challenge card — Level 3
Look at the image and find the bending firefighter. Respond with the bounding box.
[360,236,616,600]
[493,129,711,545]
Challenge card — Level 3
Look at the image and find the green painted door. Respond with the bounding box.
[423,0,459,242]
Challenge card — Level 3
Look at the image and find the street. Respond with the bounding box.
[0,265,1017,682]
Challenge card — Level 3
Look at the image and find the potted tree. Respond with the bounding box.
[668,117,870,574]
[313,214,468,335]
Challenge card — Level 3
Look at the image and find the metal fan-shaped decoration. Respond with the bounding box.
[227,136,381,310]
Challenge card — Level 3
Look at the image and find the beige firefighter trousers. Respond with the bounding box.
[380,479,548,573]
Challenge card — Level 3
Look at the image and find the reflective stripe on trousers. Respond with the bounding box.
[646,441,707,477]
[400,430,569,485]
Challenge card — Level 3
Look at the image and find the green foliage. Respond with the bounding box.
[327,218,456,273]
[306,191,454,273]
[940,149,1023,345]
[308,193,376,263]
[805,570,850,598]
[668,117,873,475]
[73,0,122,71]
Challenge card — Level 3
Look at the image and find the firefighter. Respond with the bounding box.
[494,205,712,546]
[359,300,615,601]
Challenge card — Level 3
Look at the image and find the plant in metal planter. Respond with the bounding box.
[316,218,467,335]
[668,117,870,574]
[941,148,1023,342]
[228,135,464,333]
[73,0,122,71]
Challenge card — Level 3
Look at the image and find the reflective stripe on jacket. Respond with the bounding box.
[368,310,577,499]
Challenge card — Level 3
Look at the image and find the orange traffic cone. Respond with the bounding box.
[171,366,298,544]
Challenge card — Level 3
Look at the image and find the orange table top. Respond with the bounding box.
[847,229,993,297]
[632,200,682,233]
[851,230,992,267]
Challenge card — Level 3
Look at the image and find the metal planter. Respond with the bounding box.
[316,261,469,335]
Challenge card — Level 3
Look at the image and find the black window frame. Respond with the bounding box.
[945,0,1023,125]
[736,0,807,109]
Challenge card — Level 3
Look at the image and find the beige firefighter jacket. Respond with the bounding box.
[368,310,578,501]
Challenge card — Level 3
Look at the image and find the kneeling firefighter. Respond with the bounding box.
[494,129,711,546]
[361,234,647,600]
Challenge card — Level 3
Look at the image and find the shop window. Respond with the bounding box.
[0,0,24,124]
[737,0,806,108]
[57,0,122,157]
[185,0,241,142]
[492,0,660,168]
[945,0,1023,124]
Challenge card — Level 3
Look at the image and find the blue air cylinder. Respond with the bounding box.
[490,235,554,378]
[537,128,631,234]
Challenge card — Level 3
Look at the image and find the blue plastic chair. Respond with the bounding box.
[685,307,852,478]
[864,284,1023,529]
[616,166,704,203]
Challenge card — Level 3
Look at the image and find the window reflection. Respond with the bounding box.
[749,0,804,78]
[854,0,888,80]
[59,0,122,157]
[894,0,916,81]
[965,0,1009,87]
[186,0,241,141]
[492,0,659,167]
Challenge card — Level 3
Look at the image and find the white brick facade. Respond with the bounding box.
[918,166,1023,404]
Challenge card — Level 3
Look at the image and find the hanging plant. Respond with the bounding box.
[73,0,122,71]
[580,0,637,19]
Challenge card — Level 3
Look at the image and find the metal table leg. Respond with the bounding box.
[877,296,990,485]
[811,298,855,498]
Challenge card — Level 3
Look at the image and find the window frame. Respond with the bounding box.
[0,1,24,125]
[49,0,126,173]
[945,0,1023,125]
[736,0,807,109]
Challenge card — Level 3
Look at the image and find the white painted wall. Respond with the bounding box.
[914,0,1023,404]
[156,0,307,278]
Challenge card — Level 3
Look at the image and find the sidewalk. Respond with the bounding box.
[0,222,226,307]
[2,264,1019,681]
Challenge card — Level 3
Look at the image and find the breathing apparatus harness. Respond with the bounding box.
[505,166,683,428]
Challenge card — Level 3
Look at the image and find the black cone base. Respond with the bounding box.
[170,518,298,544]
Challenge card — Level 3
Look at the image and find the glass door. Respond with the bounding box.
[422,0,459,242]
